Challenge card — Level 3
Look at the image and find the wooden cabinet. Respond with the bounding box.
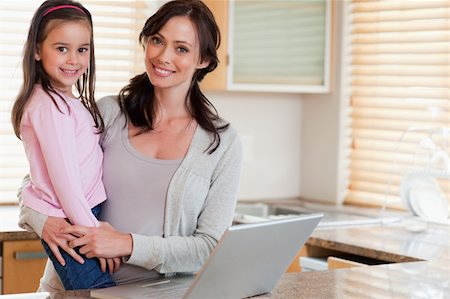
[202,0,332,93]
[286,245,308,272]
[327,256,366,269]
[2,240,47,294]
[201,0,229,91]
[287,244,378,273]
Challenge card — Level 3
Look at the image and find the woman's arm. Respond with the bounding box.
[128,133,243,273]
[19,179,122,271]
[18,176,84,265]
[64,129,243,273]
[66,221,133,259]
[17,175,47,235]
[20,207,83,265]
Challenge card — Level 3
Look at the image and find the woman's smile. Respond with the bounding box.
[153,65,174,77]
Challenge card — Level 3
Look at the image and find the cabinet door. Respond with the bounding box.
[3,240,47,294]
[229,0,332,93]
[200,0,229,91]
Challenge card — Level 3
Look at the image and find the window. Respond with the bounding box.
[0,1,155,204]
[344,0,449,210]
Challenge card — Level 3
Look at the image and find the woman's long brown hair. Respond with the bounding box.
[119,0,228,154]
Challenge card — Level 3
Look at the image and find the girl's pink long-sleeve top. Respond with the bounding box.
[20,85,106,227]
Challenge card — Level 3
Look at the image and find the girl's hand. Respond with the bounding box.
[41,216,84,265]
[99,257,122,274]
[62,221,133,259]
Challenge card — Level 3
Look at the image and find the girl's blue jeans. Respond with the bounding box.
[41,204,116,290]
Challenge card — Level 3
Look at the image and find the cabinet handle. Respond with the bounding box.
[14,251,47,260]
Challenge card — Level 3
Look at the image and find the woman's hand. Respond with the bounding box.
[41,216,84,266]
[99,257,122,274]
[62,221,133,259]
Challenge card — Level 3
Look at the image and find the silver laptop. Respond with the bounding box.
[91,213,322,299]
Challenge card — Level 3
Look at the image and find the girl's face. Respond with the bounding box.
[35,20,91,96]
[144,16,209,93]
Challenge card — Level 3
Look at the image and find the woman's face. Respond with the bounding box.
[144,16,209,92]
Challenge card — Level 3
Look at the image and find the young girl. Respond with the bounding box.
[11,0,116,290]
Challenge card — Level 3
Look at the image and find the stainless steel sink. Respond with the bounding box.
[233,202,401,228]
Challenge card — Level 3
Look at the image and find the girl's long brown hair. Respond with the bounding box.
[11,0,104,139]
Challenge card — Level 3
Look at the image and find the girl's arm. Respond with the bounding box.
[19,183,84,265]
[19,177,122,270]
[28,104,99,227]
[18,96,118,265]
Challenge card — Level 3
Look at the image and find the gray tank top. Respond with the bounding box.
[100,113,181,283]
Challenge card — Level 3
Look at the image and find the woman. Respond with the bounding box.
[18,0,242,291]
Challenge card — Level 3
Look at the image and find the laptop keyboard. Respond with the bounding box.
[140,280,189,299]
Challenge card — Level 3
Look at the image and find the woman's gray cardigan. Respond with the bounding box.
[18,96,242,278]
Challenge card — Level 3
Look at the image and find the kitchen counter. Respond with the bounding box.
[237,198,450,263]
[3,203,448,263]
[1,202,449,298]
[262,259,449,299]
[308,219,449,262]
[28,259,450,298]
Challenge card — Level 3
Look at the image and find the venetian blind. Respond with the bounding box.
[345,0,450,209]
[0,0,153,204]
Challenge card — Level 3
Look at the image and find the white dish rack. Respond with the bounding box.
[383,126,450,224]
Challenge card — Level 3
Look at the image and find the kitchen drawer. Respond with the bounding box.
[3,240,47,294]
[327,256,367,269]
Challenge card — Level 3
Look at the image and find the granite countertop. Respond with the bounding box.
[308,219,450,263]
[238,198,450,263]
[31,259,450,299]
[259,259,450,299]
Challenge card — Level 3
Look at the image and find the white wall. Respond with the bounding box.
[301,1,347,204]
[206,2,346,204]
[208,91,303,200]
